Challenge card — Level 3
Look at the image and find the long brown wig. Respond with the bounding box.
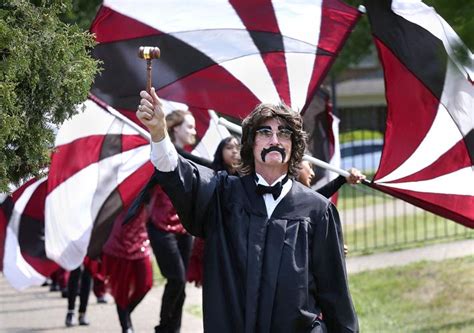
[239,103,307,177]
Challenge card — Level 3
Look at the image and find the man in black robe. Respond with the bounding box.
[136,87,359,333]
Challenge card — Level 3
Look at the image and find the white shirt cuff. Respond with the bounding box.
[150,136,178,172]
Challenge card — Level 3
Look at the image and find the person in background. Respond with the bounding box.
[64,261,92,327]
[50,267,69,298]
[89,260,108,304]
[298,160,365,196]
[147,109,197,333]
[93,276,108,304]
[297,161,366,255]
[187,135,241,286]
[102,207,153,333]
[211,136,240,175]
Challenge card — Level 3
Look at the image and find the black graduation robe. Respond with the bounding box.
[156,157,359,333]
[317,176,347,199]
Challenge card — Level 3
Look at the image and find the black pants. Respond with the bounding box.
[147,223,193,333]
[67,266,91,313]
[116,289,148,331]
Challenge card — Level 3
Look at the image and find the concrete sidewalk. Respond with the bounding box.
[346,238,474,273]
[0,276,204,333]
[1,239,472,332]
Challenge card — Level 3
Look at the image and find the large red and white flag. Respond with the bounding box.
[1,178,59,290]
[89,0,361,120]
[192,110,232,161]
[365,0,474,227]
[86,0,359,221]
[45,97,154,270]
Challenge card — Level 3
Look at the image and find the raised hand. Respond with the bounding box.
[136,87,167,142]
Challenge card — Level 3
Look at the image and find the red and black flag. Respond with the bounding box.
[90,0,361,120]
[1,178,59,290]
[88,0,361,204]
[365,0,474,227]
[45,98,153,270]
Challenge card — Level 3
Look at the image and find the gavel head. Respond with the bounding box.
[138,46,161,60]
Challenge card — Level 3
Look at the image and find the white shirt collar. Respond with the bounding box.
[255,172,287,186]
[254,172,292,218]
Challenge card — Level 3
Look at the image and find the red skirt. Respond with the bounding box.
[103,254,153,309]
[83,256,106,282]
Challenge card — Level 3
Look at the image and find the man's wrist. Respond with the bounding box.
[150,128,168,143]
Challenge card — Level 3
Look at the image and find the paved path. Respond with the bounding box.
[1,239,473,332]
[0,277,204,333]
[346,238,474,273]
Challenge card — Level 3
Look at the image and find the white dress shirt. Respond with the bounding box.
[150,136,178,172]
[255,173,292,218]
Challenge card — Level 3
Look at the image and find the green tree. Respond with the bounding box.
[0,0,100,192]
[425,0,474,50]
[61,0,101,30]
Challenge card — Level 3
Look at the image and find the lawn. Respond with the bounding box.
[350,256,474,332]
[335,180,474,256]
[339,130,384,143]
[180,256,474,332]
[337,181,386,211]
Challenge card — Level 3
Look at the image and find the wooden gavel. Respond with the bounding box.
[138,46,161,93]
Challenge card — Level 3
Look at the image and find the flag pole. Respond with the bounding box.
[302,155,350,178]
[208,110,230,138]
[88,93,151,140]
[96,98,358,181]
[217,117,243,135]
[216,116,351,178]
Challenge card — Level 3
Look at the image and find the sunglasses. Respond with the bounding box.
[255,128,292,141]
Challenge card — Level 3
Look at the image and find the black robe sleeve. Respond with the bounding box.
[316,175,347,198]
[312,203,359,332]
[124,149,212,225]
[176,147,213,169]
[155,156,216,238]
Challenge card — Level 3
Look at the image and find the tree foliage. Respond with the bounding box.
[0,0,100,191]
[424,0,474,50]
[60,0,101,30]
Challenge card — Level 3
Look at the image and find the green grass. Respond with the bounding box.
[350,256,474,332]
[335,183,474,255]
[186,304,203,318]
[338,182,386,211]
[339,130,384,143]
[344,212,474,256]
[181,255,474,332]
[152,256,205,319]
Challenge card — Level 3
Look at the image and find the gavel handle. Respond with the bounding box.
[146,59,152,93]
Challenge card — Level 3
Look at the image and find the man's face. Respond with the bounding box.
[253,118,292,172]
[298,160,315,187]
[173,114,197,147]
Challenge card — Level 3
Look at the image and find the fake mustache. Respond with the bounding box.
[261,146,286,163]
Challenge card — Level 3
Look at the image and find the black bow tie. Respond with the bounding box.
[255,176,289,200]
